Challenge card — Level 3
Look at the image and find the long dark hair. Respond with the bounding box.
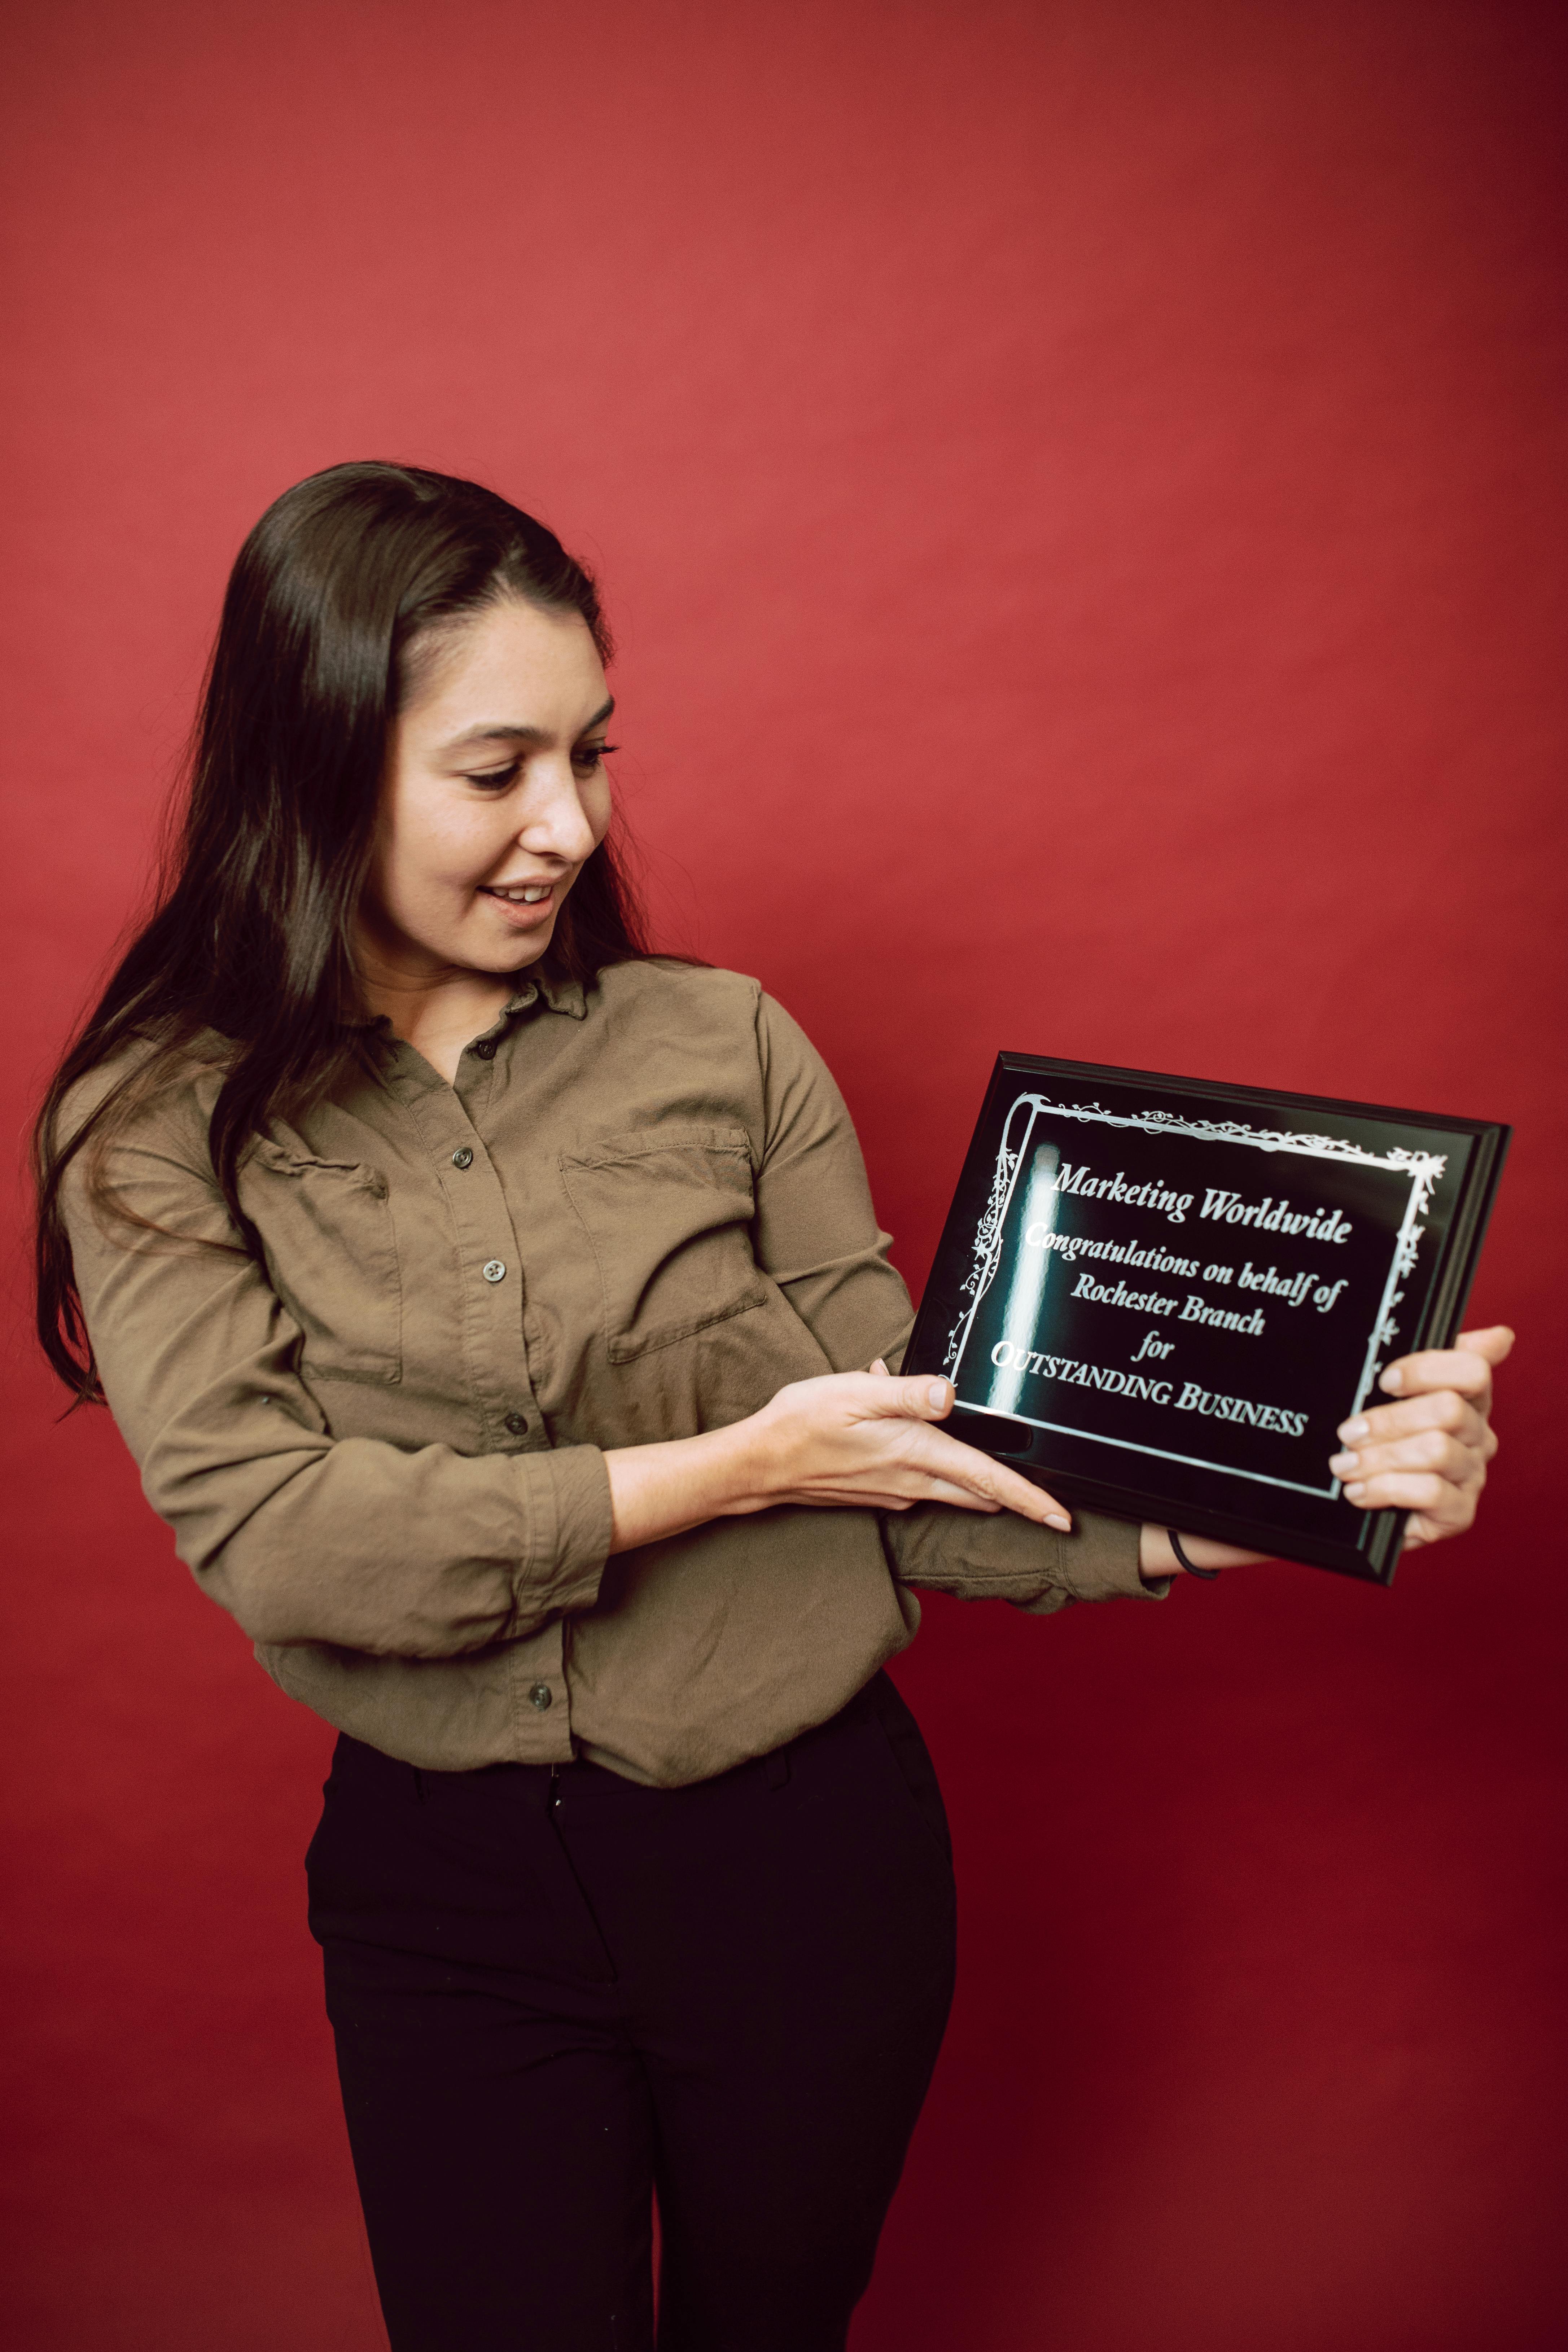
[34,460,652,1402]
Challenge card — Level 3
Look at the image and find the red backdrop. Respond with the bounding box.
[3,3,1565,2345]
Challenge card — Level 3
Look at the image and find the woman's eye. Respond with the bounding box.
[459,745,617,787]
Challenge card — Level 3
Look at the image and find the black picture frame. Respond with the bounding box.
[902,1055,1510,1582]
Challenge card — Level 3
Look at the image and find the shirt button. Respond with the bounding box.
[471,1038,498,1061]
[529,1682,553,1712]
[503,1411,529,1436]
[451,1147,474,1169]
[482,1260,507,1284]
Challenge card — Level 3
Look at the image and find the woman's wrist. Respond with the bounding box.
[1138,1524,1273,1580]
[604,1415,775,1554]
[1139,1525,1177,1581]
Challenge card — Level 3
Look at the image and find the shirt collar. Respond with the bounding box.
[508,967,587,1021]
[347,962,588,1043]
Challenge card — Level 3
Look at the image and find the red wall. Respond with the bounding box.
[3,4,1565,2345]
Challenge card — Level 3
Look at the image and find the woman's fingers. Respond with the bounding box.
[1378,1326,1512,1405]
[798,1474,1004,1514]
[1330,1424,1482,1488]
[763,1369,1073,1526]
[1396,1324,1514,1384]
[1332,1393,1490,1542]
[898,1424,1072,1527]
[852,1371,959,1421]
[1452,1324,1515,1364]
[851,1375,1072,1524]
[1328,1327,1509,1547]
[1457,1336,1514,1374]
[1336,1468,1481,1528]
[1337,1387,1486,1453]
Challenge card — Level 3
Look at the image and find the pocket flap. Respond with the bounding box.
[560,1125,765,1361]
[242,1141,402,1381]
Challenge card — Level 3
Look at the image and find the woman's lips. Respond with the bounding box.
[477,884,556,929]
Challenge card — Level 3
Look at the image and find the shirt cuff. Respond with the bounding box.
[881,1500,1168,1608]
[516,1443,614,1618]
[1014,1508,1170,1609]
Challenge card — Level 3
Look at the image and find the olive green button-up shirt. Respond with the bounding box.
[63,960,1158,1786]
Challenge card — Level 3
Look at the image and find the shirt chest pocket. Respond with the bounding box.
[243,1140,403,1383]
[559,1124,767,1363]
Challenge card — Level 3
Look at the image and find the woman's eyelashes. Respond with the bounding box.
[460,744,617,790]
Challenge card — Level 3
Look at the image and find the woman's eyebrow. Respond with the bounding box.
[442,697,616,751]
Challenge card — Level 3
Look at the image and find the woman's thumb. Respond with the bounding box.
[875,1374,954,1420]
[1456,1324,1514,1365]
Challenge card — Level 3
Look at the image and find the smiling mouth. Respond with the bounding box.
[479,883,553,904]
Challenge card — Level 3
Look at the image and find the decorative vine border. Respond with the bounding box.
[944,1092,1448,1500]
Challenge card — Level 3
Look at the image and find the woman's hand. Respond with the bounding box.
[604,1362,1071,1554]
[1328,1324,1512,1547]
[743,1363,1072,1524]
[1145,1324,1514,1579]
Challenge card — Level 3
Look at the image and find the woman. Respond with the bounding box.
[34,463,1508,2352]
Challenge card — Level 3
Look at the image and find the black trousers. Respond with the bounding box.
[307,1673,958,2352]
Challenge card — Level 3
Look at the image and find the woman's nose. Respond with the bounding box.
[517,760,598,862]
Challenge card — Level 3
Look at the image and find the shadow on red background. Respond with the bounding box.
[2,3,1565,2346]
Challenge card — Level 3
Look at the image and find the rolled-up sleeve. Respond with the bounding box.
[878,1496,1159,1611]
[63,1113,612,1656]
[749,994,1162,1611]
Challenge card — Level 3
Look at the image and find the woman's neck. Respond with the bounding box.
[359,960,518,1087]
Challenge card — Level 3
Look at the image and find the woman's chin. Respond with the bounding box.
[458,912,557,972]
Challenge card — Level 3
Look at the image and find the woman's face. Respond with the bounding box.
[359,595,614,982]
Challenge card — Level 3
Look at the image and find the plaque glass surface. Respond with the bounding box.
[903,1057,1509,1582]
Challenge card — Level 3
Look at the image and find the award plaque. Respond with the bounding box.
[903,1056,1509,1582]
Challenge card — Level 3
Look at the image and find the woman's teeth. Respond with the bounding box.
[487,885,550,902]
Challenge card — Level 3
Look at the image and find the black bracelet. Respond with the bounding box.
[1168,1530,1220,1580]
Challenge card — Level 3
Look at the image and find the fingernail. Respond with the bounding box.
[927,1381,949,1411]
[1380,1366,1404,1393]
[1339,1417,1368,1442]
[870,1358,888,1374]
[1046,1512,1071,1531]
[1345,1482,1366,1501]
[1329,1450,1359,1473]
